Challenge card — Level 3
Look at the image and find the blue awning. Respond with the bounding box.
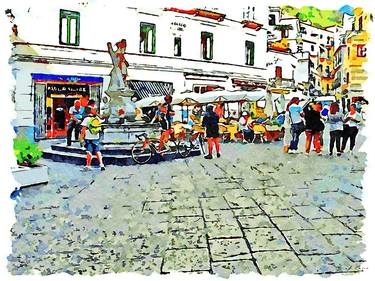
[31,73,103,83]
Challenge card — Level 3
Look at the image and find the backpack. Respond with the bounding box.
[87,117,102,135]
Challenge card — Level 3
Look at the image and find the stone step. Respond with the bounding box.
[51,143,132,155]
[43,147,201,166]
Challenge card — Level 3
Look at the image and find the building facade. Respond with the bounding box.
[8,3,268,140]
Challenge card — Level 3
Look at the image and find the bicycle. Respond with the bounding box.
[131,132,178,164]
[176,124,206,158]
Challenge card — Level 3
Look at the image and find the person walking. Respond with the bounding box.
[282,110,292,153]
[326,102,344,156]
[202,104,221,159]
[304,102,325,155]
[287,97,305,153]
[341,103,363,154]
[67,100,84,146]
[80,107,105,171]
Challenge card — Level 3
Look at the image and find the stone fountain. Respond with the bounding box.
[100,39,157,145]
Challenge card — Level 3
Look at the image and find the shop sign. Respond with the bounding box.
[46,84,89,95]
[170,21,186,32]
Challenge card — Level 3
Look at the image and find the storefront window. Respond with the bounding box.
[59,9,80,46]
[201,32,213,60]
[140,22,156,54]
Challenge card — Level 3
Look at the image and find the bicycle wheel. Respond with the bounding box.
[177,140,193,158]
[131,140,153,164]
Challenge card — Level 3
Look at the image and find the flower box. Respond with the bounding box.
[11,164,49,188]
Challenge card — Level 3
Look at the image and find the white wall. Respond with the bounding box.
[9,3,267,68]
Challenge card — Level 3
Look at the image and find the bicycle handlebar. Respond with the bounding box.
[135,133,148,140]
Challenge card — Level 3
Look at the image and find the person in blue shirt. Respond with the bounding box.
[287,97,305,153]
[67,99,84,146]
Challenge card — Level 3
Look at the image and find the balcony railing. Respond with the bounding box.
[269,77,296,89]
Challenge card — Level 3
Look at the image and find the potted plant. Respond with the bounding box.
[11,137,48,188]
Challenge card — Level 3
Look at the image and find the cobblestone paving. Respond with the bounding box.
[8,143,366,277]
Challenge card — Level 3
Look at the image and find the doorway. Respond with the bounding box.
[48,96,80,138]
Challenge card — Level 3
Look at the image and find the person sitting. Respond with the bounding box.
[238,111,254,143]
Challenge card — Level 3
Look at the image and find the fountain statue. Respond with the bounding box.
[103,39,136,123]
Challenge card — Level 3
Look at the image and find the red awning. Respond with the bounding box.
[163,7,196,15]
[241,20,263,31]
[164,8,226,21]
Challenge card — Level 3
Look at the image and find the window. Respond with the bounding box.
[275,66,282,78]
[346,72,349,83]
[357,44,366,57]
[193,84,221,94]
[174,37,181,57]
[201,32,213,60]
[325,66,330,77]
[348,47,350,57]
[311,45,315,52]
[245,41,255,66]
[268,14,276,26]
[140,22,156,54]
[59,9,80,46]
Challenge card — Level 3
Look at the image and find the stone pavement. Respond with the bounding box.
[8,142,366,277]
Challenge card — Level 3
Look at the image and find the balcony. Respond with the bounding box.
[269,77,296,89]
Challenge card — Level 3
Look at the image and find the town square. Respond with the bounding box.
[2,0,373,278]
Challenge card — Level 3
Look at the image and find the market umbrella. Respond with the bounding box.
[178,97,199,106]
[214,96,228,102]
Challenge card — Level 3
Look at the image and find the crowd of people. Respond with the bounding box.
[65,94,364,171]
[283,97,364,156]
[147,95,365,160]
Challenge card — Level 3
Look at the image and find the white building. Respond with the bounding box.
[266,8,310,95]
[7,2,268,140]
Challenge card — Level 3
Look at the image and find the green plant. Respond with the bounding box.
[13,137,43,166]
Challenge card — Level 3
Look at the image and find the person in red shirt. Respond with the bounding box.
[214,102,224,119]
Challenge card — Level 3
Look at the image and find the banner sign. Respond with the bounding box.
[46,84,89,95]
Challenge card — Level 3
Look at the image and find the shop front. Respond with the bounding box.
[32,74,103,140]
